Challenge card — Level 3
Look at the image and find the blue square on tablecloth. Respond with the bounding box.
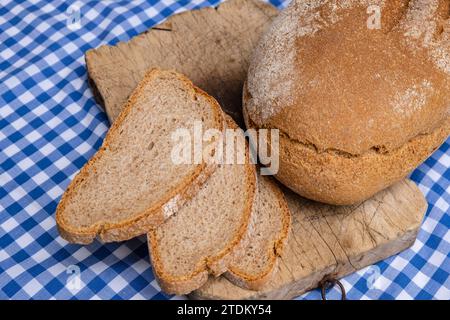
[45,278,65,296]
[3,280,22,297]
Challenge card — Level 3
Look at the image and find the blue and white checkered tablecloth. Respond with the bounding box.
[0,0,448,300]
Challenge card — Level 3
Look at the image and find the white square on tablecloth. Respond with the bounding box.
[412,271,430,287]
[35,20,52,36]
[2,217,19,233]
[75,141,92,155]
[428,168,441,183]
[24,130,42,144]
[439,152,450,166]
[81,31,96,43]
[150,279,161,291]
[434,286,450,300]
[45,116,63,130]
[112,246,132,260]
[6,264,26,278]
[47,185,64,200]
[39,142,56,157]
[17,158,34,171]
[32,171,50,185]
[91,260,109,274]
[110,24,126,37]
[60,128,77,141]
[24,201,41,216]
[390,255,410,271]
[38,79,54,92]
[62,41,78,55]
[53,156,71,171]
[10,185,27,202]
[11,117,27,131]
[23,279,44,297]
[396,290,414,300]
[3,143,20,158]
[1,47,15,61]
[32,248,52,263]
[23,60,40,76]
[434,197,449,213]
[4,74,20,89]
[18,91,35,105]
[72,247,91,261]
[130,293,146,300]
[39,216,55,231]
[16,232,34,249]
[65,103,82,115]
[0,105,14,118]
[43,52,60,66]
[109,275,128,292]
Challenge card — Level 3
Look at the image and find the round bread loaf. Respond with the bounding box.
[244,0,450,205]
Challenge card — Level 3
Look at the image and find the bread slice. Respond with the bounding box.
[56,69,224,244]
[224,175,291,290]
[148,116,257,295]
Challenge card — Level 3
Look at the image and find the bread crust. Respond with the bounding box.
[147,115,258,295]
[56,69,224,243]
[244,0,450,204]
[224,177,291,291]
[243,95,449,205]
[246,0,449,153]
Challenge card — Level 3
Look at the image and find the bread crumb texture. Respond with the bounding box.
[148,116,257,295]
[56,69,223,243]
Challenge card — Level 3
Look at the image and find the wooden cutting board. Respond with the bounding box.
[85,0,427,300]
[86,0,277,126]
[192,181,426,299]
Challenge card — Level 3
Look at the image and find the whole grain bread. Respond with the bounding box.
[224,175,291,291]
[243,99,449,205]
[56,69,223,244]
[148,116,257,295]
[244,0,450,205]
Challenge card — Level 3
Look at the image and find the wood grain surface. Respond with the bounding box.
[86,0,277,126]
[192,180,426,299]
[85,0,427,299]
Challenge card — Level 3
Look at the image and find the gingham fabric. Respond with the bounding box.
[0,0,448,300]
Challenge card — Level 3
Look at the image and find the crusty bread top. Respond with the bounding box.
[56,69,223,243]
[245,0,449,155]
[225,175,291,290]
[148,116,257,295]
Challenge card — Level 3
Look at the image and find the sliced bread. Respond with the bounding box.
[148,116,257,295]
[56,69,224,244]
[223,175,291,291]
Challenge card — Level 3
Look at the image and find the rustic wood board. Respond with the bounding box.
[192,180,426,299]
[85,0,428,300]
[86,0,277,126]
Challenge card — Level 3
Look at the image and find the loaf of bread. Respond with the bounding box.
[148,116,292,295]
[244,0,450,205]
[56,69,223,243]
[224,175,291,291]
[148,116,257,295]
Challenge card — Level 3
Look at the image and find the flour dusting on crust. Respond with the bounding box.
[246,0,387,124]
[246,0,326,125]
[162,194,181,219]
[399,0,450,74]
[392,80,434,116]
